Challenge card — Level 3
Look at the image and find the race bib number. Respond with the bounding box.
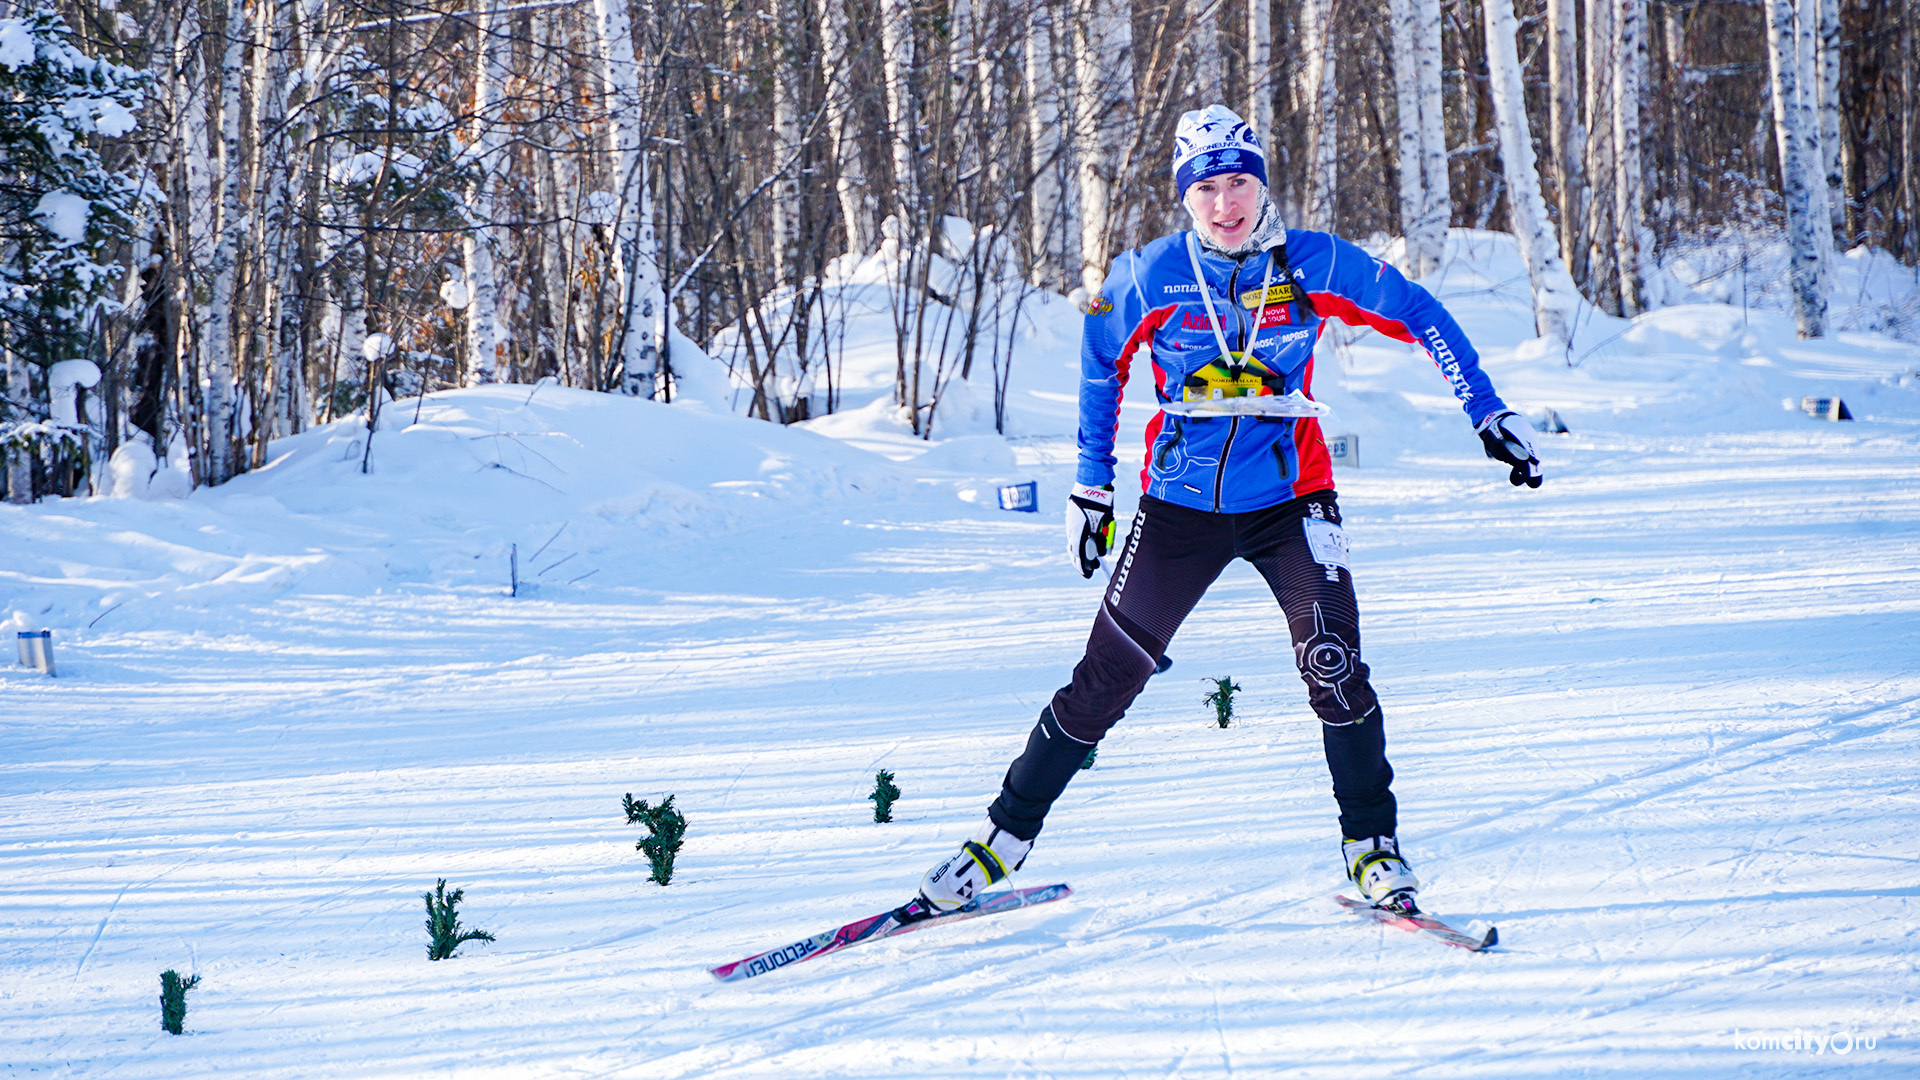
[1303,518,1349,569]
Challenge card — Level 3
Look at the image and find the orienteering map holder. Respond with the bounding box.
[1159,390,1331,418]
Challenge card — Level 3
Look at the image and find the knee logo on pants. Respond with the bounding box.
[1296,601,1362,715]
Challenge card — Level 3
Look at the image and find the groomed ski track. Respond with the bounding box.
[3,420,1914,1077]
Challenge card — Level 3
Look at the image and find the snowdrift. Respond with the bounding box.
[2,232,1918,1079]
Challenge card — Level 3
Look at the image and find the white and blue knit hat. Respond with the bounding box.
[1171,105,1267,201]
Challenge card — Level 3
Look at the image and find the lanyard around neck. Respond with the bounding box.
[1184,232,1276,368]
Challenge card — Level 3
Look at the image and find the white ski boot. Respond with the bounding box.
[917,818,1034,914]
[1344,835,1419,912]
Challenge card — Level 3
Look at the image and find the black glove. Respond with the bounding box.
[1476,410,1543,488]
[1065,483,1116,578]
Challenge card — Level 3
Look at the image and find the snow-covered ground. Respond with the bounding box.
[4,234,1918,1077]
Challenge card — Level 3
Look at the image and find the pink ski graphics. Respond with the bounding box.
[1336,894,1498,952]
[709,883,1073,983]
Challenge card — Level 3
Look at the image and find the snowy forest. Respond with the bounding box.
[0,0,1916,500]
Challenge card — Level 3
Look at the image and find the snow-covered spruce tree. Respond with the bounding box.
[624,792,687,885]
[869,769,900,823]
[0,8,144,502]
[1204,676,1241,728]
[423,879,495,961]
[158,969,199,1034]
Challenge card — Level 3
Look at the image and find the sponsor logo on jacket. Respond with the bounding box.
[1257,305,1293,328]
[1087,295,1113,315]
[1424,324,1473,399]
[1239,283,1297,308]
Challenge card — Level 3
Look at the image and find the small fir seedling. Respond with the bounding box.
[869,769,901,823]
[159,969,199,1034]
[423,879,496,961]
[624,793,688,885]
[1204,676,1242,728]
[1080,746,1098,770]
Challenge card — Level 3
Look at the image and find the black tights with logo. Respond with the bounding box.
[987,491,1397,843]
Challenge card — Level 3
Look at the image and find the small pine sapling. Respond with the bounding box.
[159,969,199,1034]
[869,769,901,822]
[423,879,496,960]
[624,793,688,885]
[1204,676,1242,728]
[1080,746,1098,770]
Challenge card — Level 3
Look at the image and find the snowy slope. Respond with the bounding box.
[2,234,1918,1078]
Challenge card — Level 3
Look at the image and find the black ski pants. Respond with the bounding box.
[987,490,1397,843]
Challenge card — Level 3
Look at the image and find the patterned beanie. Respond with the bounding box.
[1171,105,1268,202]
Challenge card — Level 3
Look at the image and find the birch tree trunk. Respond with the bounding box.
[880,0,919,232]
[819,0,873,256]
[246,0,300,454]
[1547,0,1587,286]
[1792,0,1835,268]
[1301,0,1339,230]
[1412,0,1448,271]
[1611,0,1650,316]
[1189,0,1222,101]
[1247,0,1272,146]
[1904,0,1916,265]
[3,351,28,501]
[202,0,251,483]
[1815,0,1843,238]
[1025,0,1068,289]
[1390,0,1442,276]
[1072,0,1131,297]
[1484,0,1577,342]
[1765,0,1829,337]
[1583,0,1617,310]
[464,4,510,384]
[770,0,803,284]
[592,0,661,396]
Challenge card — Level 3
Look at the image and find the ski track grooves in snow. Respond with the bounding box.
[3,326,1918,1076]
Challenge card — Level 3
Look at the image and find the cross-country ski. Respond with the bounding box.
[1336,894,1498,952]
[709,884,1073,983]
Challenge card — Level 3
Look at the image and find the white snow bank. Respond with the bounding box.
[0,386,937,635]
[2,234,1918,1079]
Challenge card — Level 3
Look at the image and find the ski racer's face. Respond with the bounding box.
[1185,172,1260,249]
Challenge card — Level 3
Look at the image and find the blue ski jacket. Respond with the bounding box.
[1077,229,1509,513]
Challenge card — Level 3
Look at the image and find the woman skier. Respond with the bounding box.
[909,105,1543,920]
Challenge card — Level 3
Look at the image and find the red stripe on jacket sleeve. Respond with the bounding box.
[1112,304,1178,489]
[1140,409,1165,493]
[1291,354,1334,497]
[1308,291,1417,344]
